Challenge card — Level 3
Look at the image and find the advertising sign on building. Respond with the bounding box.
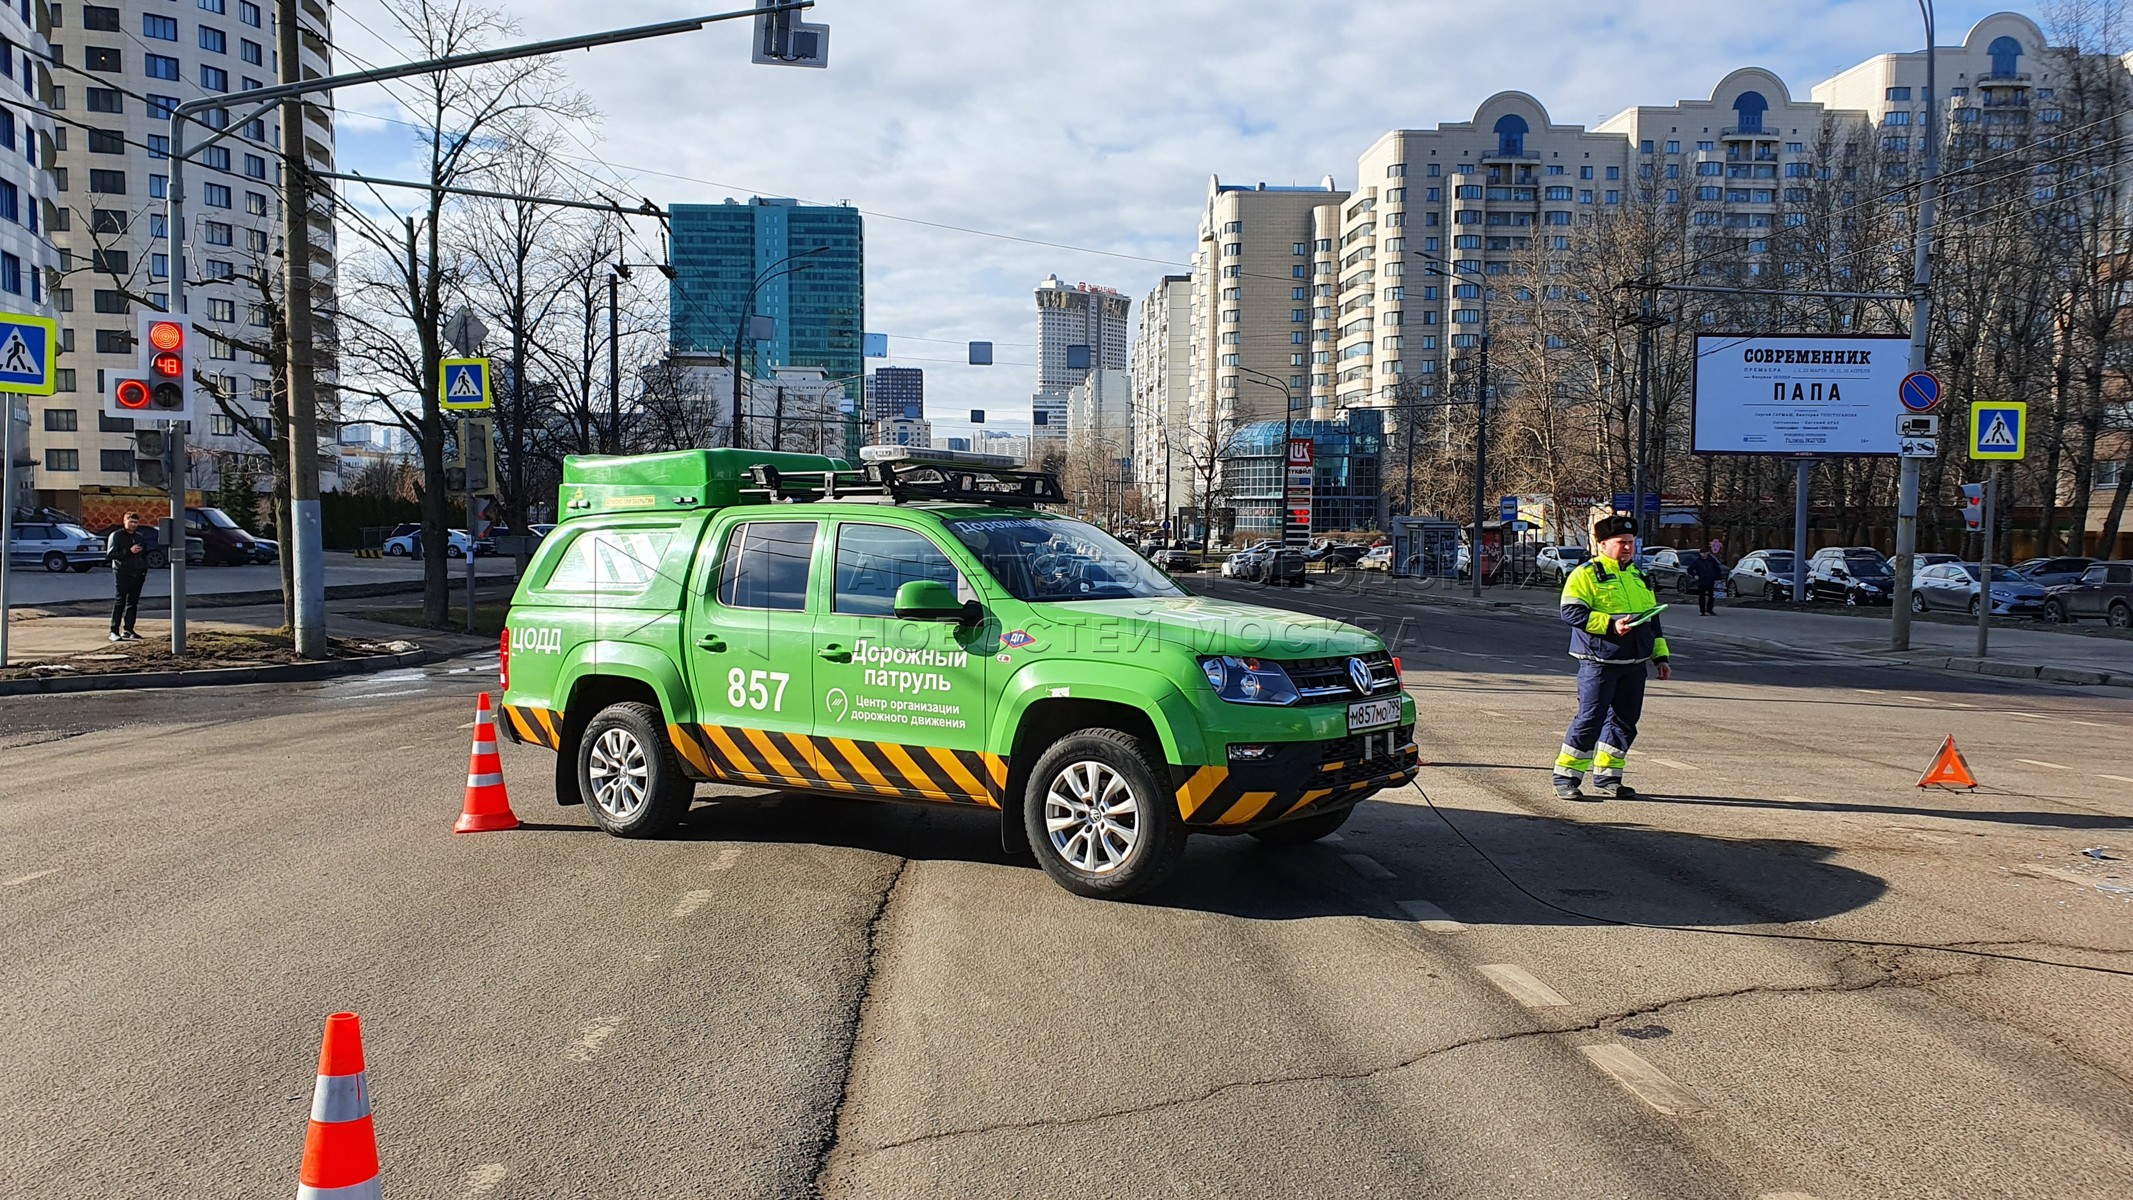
[1691,334,1909,456]
[1285,437,1314,544]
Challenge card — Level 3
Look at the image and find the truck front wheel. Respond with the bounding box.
[578,702,691,838]
[1022,729,1186,900]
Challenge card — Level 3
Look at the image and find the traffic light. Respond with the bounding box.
[1960,482,1985,530]
[103,375,154,422]
[751,0,828,67]
[134,428,167,488]
[136,312,194,421]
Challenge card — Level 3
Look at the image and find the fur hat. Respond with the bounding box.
[1591,514,1639,542]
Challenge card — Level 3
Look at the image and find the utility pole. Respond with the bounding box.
[1472,323,1489,598]
[608,271,621,451]
[1892,0,1941,649]
[277,0,325,658]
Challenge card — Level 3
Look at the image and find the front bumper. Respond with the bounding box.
[1173,722,1419,831]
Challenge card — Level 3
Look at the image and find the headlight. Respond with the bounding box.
[1198,656,1299,706]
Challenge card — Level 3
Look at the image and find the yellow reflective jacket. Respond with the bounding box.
[1558,558,1671,665]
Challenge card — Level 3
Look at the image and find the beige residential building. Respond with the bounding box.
[1130,273,1191,517]
[37,0,336,512]
[1031,274,1129,451]
[1187,176,1346,444]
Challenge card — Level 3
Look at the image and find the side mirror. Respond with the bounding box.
[894,579,972,623]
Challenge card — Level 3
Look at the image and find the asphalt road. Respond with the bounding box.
[3,581,2129,1199]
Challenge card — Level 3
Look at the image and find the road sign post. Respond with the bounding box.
[0,311,58,667]
[1965,400,2027,657]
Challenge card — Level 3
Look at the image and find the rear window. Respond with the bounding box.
[2111,566,2133,585]
[541,527,676,596]
[717,521,816,612]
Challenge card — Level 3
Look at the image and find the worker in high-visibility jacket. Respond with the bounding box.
[1553,514,1672,800]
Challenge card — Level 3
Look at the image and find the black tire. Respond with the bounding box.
[386,543,408,556]
[2111,602,2132,630]
[2043,600,2068,624]
[1844,590,1860,607]
[145,549,168,570]
[1766,582,1784,602]
[1250,806,1354,847]
[1911,592,1927,613]
[1022,729,1187,900]
[1968,596,1982,617]
[578,701,692,838]
[42,551,67,573]
[71,563,93,573]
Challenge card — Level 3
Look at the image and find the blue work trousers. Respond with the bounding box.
[1555,661,1647,782]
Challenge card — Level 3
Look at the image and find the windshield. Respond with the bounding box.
[197,507,241,530]
[948,515,1187,603]
[1959,565,2028,583]
[1844,556,1891,577]
[1560,548,1588,560]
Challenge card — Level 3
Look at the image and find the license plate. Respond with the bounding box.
[1347,697,1402,732]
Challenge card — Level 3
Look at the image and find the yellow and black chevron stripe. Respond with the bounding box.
[501,704,565,750]
[1174,747,1421,828]
[665,724,1007,808]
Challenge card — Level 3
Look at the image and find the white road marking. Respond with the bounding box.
[1481,710,1507,717]
[1857,688,1885,694]
[1396,900,1467,932]
[2098,774,2133,785]
[1903,695,1973,707]
[1757,1193,1820,1199]
[2070,720,2108,729]
[3,869,58,887]
[2007,712,2048,721]
[1340,853,1395,880]
[1476,963,1569,1008]
[1577,1043,1710,1115]
[1645,757,1696,771]
[326,687,430,702]
[1778,795,1818,805]
[566,1020,618,1063]
[456,1163,508,1199]
[2016,759,2070,771]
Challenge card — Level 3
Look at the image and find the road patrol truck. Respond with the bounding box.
[498,449,1417,899]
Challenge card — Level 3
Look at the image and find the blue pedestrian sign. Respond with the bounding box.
[1899,370,1941,413]
[0,312,57,395]
[1969,400,2026,460]
[440,357,493,411]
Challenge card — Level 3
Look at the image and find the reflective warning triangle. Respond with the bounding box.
[0,328,38,374]
[1978,413,2017,448]
[448,366,482,397]
[1916,735,1978,790]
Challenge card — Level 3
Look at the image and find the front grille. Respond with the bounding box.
[1316,723,1416,787]
[1284,651,1399,703]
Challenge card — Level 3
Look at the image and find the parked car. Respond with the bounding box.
[2013,556,2095,590]
[1807,547,1895,606]
[182,506,266,567]
[1306,540,1367,566]
[1220,548,1259,578]
[1152,547,1198,572]
[8,521,105,572]
[1259,546,1307,586]
[382,527,476,558]
[2041,560,2133,627]
[1532,544,1589,584]
[1359,545,1392,571]
[249,537,279,564]
[1912,561,2047,617]
[1642,547,1704,593]
[1910,552,1961,584]
[1729,550,1801,601]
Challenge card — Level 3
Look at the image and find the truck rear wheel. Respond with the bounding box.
[578,702,691,838]
[1249,807,1353,846]
[1022,729,1186,900]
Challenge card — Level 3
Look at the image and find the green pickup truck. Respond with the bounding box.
[499,449,1417,899]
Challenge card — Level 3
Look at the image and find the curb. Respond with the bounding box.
[0,648,438,697]
[10,576,517,620]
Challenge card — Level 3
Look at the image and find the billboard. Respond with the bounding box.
[1691,334,1908,456]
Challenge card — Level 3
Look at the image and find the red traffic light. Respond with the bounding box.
[147,320,184,352]
[114,379,152,410]
[151,351,183,378]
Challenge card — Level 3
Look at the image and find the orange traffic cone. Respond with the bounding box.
[455,692,520,833]
[1917,735,1978,790]
[297,1012,381,1200]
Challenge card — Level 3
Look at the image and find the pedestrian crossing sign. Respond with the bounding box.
[1968,401,2026,460]
[440,357,493,411]
[0,311,57,395]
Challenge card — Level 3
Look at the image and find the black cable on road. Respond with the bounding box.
[1413,782,2133,979]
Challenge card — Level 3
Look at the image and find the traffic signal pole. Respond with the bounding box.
[278,0,325,659]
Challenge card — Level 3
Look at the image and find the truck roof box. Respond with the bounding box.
[560,449,848,516]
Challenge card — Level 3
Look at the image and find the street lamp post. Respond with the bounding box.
[1891,0,1941,648]
[1410,252,1491,597]
[1237,366,1297,547]
[731,246,830,449]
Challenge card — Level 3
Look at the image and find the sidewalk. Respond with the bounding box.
[1412,585,2133,688]
[3,596,502,666]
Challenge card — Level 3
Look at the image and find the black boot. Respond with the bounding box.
[1553,775,1587,801]
[1590,777,1636,799]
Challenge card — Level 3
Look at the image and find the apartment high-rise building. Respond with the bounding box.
[863,364,922,422]
[1131,273,1192,519]
[1031,274,1128,450]
[1064,366,1129,471]
[1186,176,1347,443]
[1813,11,2057,144]
[0,0,56,516]
[669,197,864,416]
[37,0,336,512]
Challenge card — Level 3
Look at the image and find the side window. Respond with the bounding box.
[2079,566,2106,584]
[2110,566,2133,585]
[543,527,675,594]
[833,523,961,615]
[716,521,816,611]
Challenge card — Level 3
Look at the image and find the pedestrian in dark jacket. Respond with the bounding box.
[105,512,151,641]
[1691,552,1724,616]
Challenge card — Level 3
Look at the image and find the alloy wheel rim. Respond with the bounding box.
[588,727,650,820]
[1044,760,1141,875]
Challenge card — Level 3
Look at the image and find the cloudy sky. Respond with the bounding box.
[328,0,2018,440]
